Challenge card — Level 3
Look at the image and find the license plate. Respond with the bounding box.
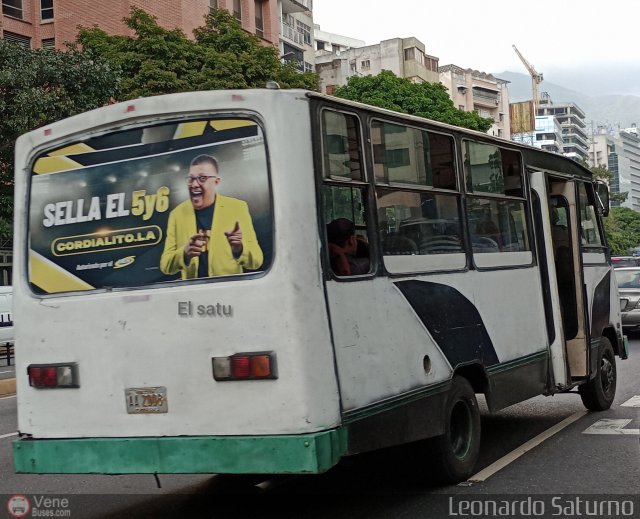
[125,387,168,414]
[620,299,629,311]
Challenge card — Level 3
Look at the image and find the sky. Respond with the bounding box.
[312,0,640,96]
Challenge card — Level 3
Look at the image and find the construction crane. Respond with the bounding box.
[512,45,543,116]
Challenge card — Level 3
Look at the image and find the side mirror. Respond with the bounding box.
[596,181,610,217]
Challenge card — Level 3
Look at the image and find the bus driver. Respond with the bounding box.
[160,154,263,279]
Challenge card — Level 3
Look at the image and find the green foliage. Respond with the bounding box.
[333,71,493,132]
[604,207,640,255]
[0,40,119,239]
[77,8,318,99]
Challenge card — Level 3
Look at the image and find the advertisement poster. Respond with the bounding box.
[28,118,272,294]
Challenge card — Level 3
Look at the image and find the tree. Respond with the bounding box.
[0,41,119,239]
[333,71,493,132]
[603,207,640,255]
[77,8,318,100]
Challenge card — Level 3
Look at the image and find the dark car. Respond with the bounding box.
[611,256,640,268]
[615,267,640,332]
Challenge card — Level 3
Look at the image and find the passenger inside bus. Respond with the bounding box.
[326,218,370,276]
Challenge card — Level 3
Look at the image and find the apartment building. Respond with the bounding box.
[0,0,282,49]
[512,115,563,154]
[314,24,364,55]
[537,98,589,162]
[614,128,640,211]
[439,65,511,140]
[589,130,615,169]
[279,0,314,73]
[315,37,439,95]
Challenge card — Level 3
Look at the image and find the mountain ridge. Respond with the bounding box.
[494,71,640,130]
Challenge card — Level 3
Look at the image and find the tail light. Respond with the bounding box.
[212,352,277,381]
[28,363,79,389]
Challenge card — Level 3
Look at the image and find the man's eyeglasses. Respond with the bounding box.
[186,175,218,184]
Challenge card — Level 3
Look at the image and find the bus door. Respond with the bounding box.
[530,172,590,387]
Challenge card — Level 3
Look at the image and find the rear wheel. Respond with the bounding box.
[579,337,617,411]
[432,376,481,483]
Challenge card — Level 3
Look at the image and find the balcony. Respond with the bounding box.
[472,86,499,108]
[281,22,304,46]
[473,92,499,107]
[281,0,312,14]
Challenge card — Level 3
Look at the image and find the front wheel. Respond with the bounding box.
[579,337,617,411]
[432,376,481,483]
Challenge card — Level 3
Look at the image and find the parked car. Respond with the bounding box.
[611,256,640,268]
[615,267,640,332]
[0,286,13,345]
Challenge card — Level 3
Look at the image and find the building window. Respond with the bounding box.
[282,43,304,71]
[233,0,241,20]
[2,0,23,18]
[3,31,31,48]
[317,40,325,51]
[361,59,370,69]
[41,0,53,20]
[404,47,424,65]
[254,0,263,38]
[296,19,311,46]
[41,38,55,50]
[209,0,218,12]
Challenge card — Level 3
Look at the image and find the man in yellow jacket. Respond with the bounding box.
[160,154,263,279]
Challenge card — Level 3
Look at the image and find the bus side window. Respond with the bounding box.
[321,110,363,181]
[371,120,463,272]
[577,182,604,247]
[323,186,371,277]
[321,110,372,278]
[463,141,531,260]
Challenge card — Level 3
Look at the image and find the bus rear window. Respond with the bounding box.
[28,117,272,294]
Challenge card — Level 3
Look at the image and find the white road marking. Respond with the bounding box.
[620,395,640,407]
[0,370,13,374]
[468,410,587,483]
[0,432,18,439]
[583,419,639,435]
[0,394,16,400]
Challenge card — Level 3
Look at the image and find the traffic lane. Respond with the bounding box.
[0,361,15,380]
[459,402,639,494]
[0,395,17,435]
[85,397,598,519]
[450,336,640,494]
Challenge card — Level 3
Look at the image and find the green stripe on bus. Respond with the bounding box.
[13,429,348,475]
[485,350,548,375]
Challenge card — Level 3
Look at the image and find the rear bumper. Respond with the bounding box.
[13,429,347,475]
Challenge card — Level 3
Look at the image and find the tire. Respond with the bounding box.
[432,376,481,484]
[578,337,617,411]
